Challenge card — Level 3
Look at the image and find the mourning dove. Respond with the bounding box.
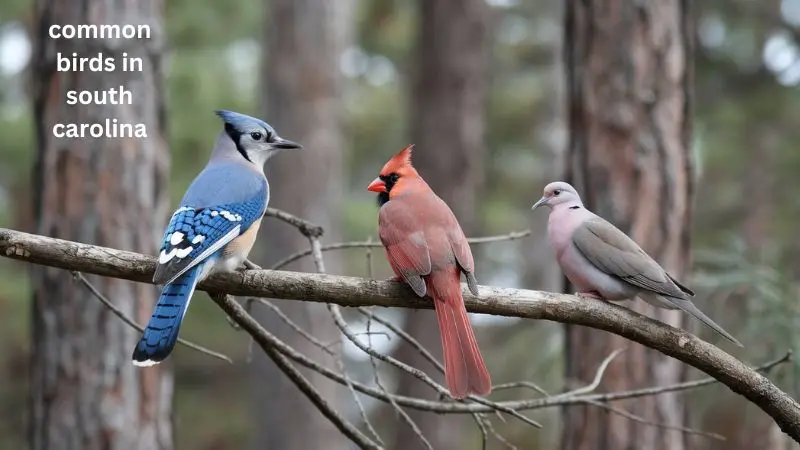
[532,181,742,347]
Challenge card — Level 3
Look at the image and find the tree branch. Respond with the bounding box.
[3,226,800,443]
[264,207,324,238]
[270,229,531,270]
[211,292,380,450]
[208,280,792,417]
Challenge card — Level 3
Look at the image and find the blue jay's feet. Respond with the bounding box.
[242,260,261,270]
[235,260,260,275]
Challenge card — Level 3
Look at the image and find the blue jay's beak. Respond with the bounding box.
[272,137,302,150]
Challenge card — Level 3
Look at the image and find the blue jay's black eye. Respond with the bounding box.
[250,131,263,141]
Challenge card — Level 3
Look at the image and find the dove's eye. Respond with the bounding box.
[553,190,561,196]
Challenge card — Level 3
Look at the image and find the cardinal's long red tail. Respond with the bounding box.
[427,270,492,398]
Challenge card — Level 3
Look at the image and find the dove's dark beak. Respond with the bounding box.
[532,196,548,210]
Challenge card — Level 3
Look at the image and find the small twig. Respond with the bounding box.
[465,396,542,429]
[584,350,792,404]
[335,342,384,447]
[253,298,334,355]
[264,207,324,238]
[551,348,626,399]
[330,303,449,394]
[365,236,374,279]
[357,308,445,374]
[472,413,489,450]
[492,381,550,396]
[583,399,725,440]
[322,331,391,352]
[367,312,433,450]
[308,236,326,273]
[271,229,531,270]
[324,331,391,348]
[212,293,378,450]
[71,271,232,364]
[242,297,258,362]
[466,229,531,243]
[482,416,518,450]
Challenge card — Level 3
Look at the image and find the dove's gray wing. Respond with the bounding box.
[572,217,688,298]
[573,218,742,346]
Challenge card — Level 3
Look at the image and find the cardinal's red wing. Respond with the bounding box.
[378,200,432,297]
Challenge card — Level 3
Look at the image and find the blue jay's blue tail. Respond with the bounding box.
[132,263,206,366]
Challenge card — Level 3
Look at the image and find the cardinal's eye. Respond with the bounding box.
[250,131,263,141]
[389,173,399,183]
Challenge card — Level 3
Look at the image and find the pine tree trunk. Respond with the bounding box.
[251,1,354,449]
[29,1,171,449]
[561,1,694,449]
[391,1,490,448]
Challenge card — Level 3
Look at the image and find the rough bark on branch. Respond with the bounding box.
[2,226,800,443]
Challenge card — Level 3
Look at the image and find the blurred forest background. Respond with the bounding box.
[1,0,800,449]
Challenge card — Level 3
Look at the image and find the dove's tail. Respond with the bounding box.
[663,296,743,348]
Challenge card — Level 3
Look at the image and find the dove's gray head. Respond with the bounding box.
[531,181,583,210]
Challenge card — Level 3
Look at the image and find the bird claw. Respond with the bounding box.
[242,260,261,270]
[576,291,602,300]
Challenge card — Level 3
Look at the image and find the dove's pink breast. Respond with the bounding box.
[558,243,638,300]
[547,205,638,300]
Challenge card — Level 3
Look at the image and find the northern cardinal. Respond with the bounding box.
[367,144,492,398]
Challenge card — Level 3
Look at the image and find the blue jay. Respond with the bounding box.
[132,110,301,366]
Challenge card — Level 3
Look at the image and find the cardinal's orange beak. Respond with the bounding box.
[367,177,387,193]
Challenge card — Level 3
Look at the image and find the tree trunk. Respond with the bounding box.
[391,1,490,449]
[251,1,354,449]
[561,1,694,450]
[29,1,171,450]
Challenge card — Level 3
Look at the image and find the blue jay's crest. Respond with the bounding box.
[215,110,275,137]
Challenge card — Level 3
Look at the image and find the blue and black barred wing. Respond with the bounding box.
[153,200,263,285]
